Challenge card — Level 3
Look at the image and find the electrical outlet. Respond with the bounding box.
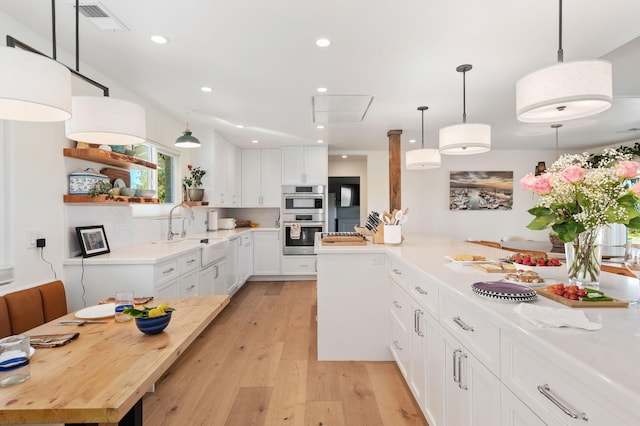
[26,229,44,249]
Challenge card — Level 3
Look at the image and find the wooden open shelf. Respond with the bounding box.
[63,148,157,170]
[63,194,159,204]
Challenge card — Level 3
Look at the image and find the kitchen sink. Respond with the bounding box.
[200,238,229,267]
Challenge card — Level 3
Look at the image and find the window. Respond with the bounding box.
[130,141,179,203]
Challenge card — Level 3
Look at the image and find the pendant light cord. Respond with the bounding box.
[552,123,563,160]
[418,106,428,149]
[75,0,80,71]
[51,0,57,59]
[462,70,467,124]
[557,0,564,63]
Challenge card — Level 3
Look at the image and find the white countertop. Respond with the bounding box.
[316,233,640,404]
[64,227,280,265]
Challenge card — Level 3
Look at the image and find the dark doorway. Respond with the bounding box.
[328,177,361,232]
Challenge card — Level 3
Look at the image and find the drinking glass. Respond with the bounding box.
[114,290,134,322]
[0,334,31,387]
[623,243,640,306]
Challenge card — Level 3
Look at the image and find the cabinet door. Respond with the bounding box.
[261,149,281,205]
[442,327,500,426]
[303,146,328,185]
[239,234,253,283]
[211,137,229,206]
[199,266,214,296]
[212,261,226,295]
[228,144,241,206]
[226,238,240,294]
[281,147,305,184]
[180,270,199,297]
[501,384,546,426]
[241,149,262,206]
[155,279,179,299]
[253,231,281,275]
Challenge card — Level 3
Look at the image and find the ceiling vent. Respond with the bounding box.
[312,95,374,123]
[73,2,129,31]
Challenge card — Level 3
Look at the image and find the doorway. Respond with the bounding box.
[328,177,361,232]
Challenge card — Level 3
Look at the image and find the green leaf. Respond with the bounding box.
[526,215,554,230]
[628,216,640,230]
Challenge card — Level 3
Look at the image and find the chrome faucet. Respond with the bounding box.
[168,203,195,240]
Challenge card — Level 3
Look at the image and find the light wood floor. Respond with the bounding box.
[144,280,428,426]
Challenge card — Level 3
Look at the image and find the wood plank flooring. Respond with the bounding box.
[143,281,428,426]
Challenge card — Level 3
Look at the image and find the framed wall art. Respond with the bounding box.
[449,171,513,211]
[76,225,111,257]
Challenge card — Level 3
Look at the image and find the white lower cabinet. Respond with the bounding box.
[253,231,281,275]
[441,326,501,426]
[239,233,253,282]
[501,384,546,426]
[179,270,199,297]
[199,259,226,295]
[226,236,241,294]
[281,255,316,275]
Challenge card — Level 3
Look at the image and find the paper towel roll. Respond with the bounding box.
[207,210,218,231]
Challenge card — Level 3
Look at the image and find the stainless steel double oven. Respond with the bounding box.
[281,185,325,255]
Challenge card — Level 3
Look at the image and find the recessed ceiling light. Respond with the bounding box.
[150,35,169,44]
[317,139,324,143]
[317,87,328,93]
[236,124,245,128]
[251,139,259,144]
[316,38,331,47]
[409,139,416,143]
[342,155,348,159]
[316,125,325,129]
[200,86,213,92]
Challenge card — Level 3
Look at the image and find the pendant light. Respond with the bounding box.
[64,0,146,145]
[0,27,71,122]
[406,106,441,170]
[516,0,612,123]
[552,123,563,160]
[175,112,201,148]
[439,64,491,155]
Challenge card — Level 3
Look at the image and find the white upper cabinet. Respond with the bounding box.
[241,148,281,207]
[281,146,328,185]
[211,139,240,207]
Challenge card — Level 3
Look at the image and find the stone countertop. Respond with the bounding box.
[316,233,640,406]
[63,227,280,265]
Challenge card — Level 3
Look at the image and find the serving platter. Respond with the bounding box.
[471,281,537,302]
[535,288,629,308]
[75,303,115,319]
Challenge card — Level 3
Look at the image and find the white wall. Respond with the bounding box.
[330,148,561,243]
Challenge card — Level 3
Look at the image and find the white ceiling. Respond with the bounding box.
[2,0,640,152]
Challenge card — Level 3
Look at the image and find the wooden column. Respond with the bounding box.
[388,129,402,213]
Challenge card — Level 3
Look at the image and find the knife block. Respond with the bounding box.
[373,223,385,244]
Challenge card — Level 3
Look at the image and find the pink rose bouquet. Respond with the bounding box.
[520,149,640,243]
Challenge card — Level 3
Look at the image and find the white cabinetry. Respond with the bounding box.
[441,326,501,426]
[241,149,281,207]
[199,259,226,295]
[253,231,281,275]
[226,236,241,294]
[211,138,240,206]
[281,146,328,185]
[281,255,316,275]
[239,233,253,282]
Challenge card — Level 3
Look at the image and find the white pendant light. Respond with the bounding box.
[65,96,146,145]
[439,64,491,155]
[516,0,612,123]
[406,106,441,170]
[0,46,72,122]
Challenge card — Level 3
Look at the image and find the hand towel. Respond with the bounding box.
[290,223,301,240]
[513,303,602,330]
[29,332,80,348]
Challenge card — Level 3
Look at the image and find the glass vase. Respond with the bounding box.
[564,227,603,288]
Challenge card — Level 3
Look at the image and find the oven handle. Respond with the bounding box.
[283,222,325,227]
[282,193,323,198]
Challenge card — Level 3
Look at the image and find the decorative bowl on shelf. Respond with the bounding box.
[139,190,156,197]
[135,312,172,335]
[120,188,136,196]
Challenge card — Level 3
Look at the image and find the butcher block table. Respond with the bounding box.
[0,295,229,426]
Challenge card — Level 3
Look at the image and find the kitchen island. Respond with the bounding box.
[316,233,640,426]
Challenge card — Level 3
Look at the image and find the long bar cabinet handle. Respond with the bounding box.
[458,353,468,390]
[162,267,175,275]
[414,286,428,295]
[452,316,474,332]
[414,309,424,337]
[452,349,462,384]
[537,384,588,421]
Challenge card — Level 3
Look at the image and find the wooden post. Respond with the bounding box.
[388,129,402,213]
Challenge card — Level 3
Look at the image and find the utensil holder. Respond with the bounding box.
[384,225,402,244]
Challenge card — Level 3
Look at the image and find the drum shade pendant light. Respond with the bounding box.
[175,114,201,148]
[439,64,491,155]
[516,0,612,123]
[406,106,441,170]
[0,40,71,122]
[65,96,146,145]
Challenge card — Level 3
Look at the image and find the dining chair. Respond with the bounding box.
[469,240,501,249]
[601,264,636,278]
[500,246,548,258]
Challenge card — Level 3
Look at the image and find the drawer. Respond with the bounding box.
[388,315,410,380]
[155,258,180,284]
[408,273,439,318]
[501,332,638,425]
[388,255,410,288]
[440,291,500,375]
[389,280,412,335]
[179,271,199,297]
[281,256,317,274]
[180,250,200,275]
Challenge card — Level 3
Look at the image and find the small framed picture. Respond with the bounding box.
[76,225,110,258]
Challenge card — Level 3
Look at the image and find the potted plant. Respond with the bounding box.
[182,164,206,201]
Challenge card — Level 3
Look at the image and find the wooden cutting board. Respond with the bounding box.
[535,288,629,308]
[321,235,367,246]
[473,263,517,273]
[100,167,130,187]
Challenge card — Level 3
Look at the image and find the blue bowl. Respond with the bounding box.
[135,312,172,335]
